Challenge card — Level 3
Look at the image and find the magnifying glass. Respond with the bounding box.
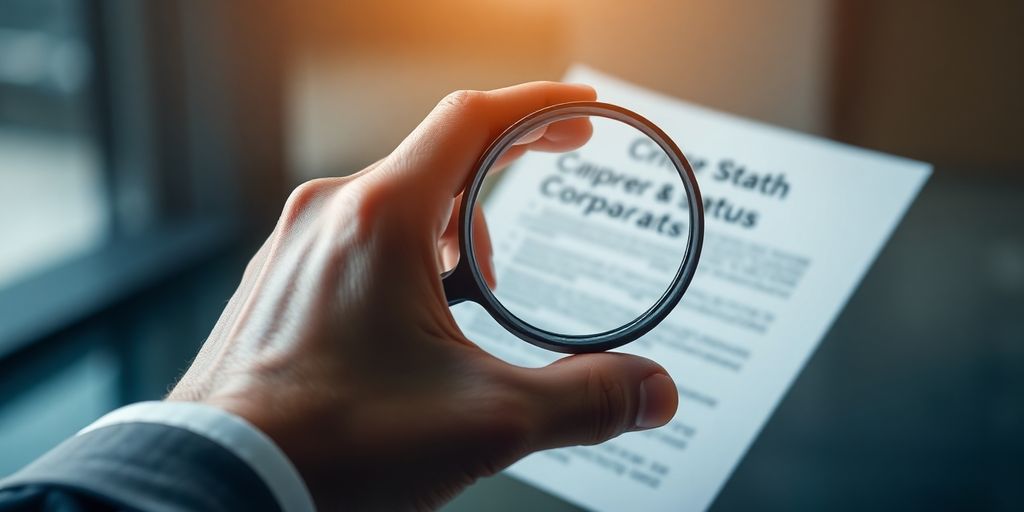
[442,102,703,354]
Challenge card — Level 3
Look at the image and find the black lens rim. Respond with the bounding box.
[444,101,704,354]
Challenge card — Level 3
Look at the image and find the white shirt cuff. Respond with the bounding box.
[79,401,315,512]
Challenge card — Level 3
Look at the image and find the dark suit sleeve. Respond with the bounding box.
[0,423,283,512]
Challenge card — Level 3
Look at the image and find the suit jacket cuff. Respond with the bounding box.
[0,401,315,512]
[81,401,316,512]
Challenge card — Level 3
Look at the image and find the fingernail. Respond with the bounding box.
[514,125,548,145]
[635,373,676,429]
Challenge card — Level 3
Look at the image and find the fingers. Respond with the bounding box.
[489,117,594,172]
[438,198,496,288]
[382,82,596,209]
[508,117,594,152]
[513,353,678,450]
[516,117,594,153]
[470,204,496,289]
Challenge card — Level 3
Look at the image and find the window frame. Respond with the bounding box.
[0,0,290,364]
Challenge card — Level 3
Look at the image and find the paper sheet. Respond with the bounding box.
[450,65,931,511]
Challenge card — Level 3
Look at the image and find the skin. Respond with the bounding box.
[167,82,678,511]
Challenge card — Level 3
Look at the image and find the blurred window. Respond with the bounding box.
[0,0,287,474]
[0,0,108,289]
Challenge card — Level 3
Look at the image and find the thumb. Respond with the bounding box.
[515,353,678,450]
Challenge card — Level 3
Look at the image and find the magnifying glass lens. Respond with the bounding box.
[475,113,693,338]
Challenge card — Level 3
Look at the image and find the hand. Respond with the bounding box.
[167,82,679,511]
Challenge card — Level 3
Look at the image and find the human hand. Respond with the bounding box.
[168,82,679,511]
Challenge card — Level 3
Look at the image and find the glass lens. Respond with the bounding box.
[472,112,692,337]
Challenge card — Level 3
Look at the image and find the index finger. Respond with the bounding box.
[381,82,597,203]
[490,116,594,172]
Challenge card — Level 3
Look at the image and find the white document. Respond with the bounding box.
[450,65,931,511]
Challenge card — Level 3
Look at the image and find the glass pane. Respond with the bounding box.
[0,0,107,289]
[0,342,119,476]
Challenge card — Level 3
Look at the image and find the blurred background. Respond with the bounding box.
[0,0,1020,510]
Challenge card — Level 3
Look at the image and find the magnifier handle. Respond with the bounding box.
[440,263,479,307]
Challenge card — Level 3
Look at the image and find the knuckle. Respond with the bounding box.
[438,89,486,116]
[346,176,406,241]
[292,177,334,200]
[282,178,333,221]
[279,177,364,236]
[585,366,630,445]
